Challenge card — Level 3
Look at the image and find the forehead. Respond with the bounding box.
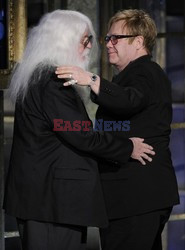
[109,20,128,34]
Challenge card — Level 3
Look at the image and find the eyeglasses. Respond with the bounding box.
[83,35,93,48]
[104,34,139,45]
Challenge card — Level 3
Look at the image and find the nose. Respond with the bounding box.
[87,42,92,49]
[106,39,113,49]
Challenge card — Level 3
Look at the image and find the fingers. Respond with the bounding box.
[130,137,144,143]
[56,66,75,73]
[55,66,79,86]
[129,138,153,150]
[133,150,154,166]
[55,66,80,76]
[55,66,76,79]
[137,147,154,165]
[140,153,152,162]
[137,152,153,166]
[63,79,78,86]
[57,73,72,79]
[137,157,146,166]
[134,153,152,166]
[142,148,155,155]
[130,137,156,165]
[142,143,153,150]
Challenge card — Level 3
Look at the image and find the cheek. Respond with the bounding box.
[116,47,125,59]
[118,45,129,57]
[78,45,85,56]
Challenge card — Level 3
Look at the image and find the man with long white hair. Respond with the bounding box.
[4,10,155,250]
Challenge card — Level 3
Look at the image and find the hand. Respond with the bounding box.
[129,137,155,165]
[55,66,92,86]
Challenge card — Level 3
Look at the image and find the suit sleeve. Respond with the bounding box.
[91,67,151,117]
[41,80,133,164]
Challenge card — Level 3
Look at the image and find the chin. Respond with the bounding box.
[108,58,117,65]
[108,54,116,62]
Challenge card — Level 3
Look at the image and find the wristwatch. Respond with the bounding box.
[89,73,97,86]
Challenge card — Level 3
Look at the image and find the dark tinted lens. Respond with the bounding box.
[104,35,117,45]
[105,36,110,43]
[83,39,89,48]
[84,35,93,48]
[111,35,117,45]
[88,35,93,44]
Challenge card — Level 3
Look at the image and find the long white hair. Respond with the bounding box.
[8,10,98,102]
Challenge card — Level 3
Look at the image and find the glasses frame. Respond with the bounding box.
[104,34,139,45]
[83,35,93,48]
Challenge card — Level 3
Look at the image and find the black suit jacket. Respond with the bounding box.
[4,67,133,227]
[91,55,179,219]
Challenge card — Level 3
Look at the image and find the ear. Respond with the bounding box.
[135,36,144,50]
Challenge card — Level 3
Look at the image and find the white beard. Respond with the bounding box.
[75,48,90,71]
[73,84,90,105]
[72,48,98,122]
[72,48,91,104]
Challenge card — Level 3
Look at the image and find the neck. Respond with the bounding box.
[117,51,148,72]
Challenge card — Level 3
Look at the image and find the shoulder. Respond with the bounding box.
[137,56,163,73]
[31,65,62,87]
[29,65,70,93]
[26,65,76,105]
[130,56,166,78]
